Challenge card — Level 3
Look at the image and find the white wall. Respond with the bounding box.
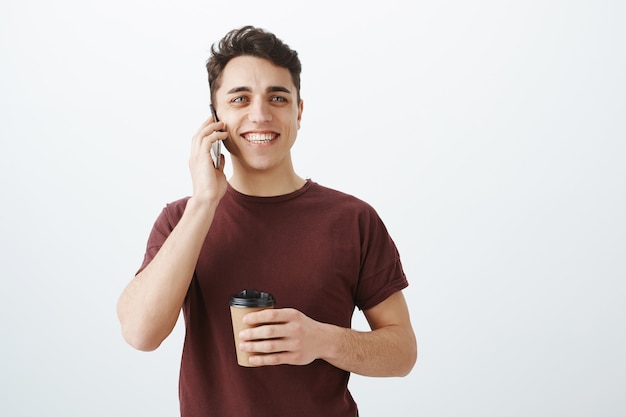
[1,1,624,416]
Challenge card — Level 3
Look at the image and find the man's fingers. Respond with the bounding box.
[243,308,295,325]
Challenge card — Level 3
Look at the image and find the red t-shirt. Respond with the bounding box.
[138,180,408,417]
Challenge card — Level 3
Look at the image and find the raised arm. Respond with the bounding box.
[116,116,227,351]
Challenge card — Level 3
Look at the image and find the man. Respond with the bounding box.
[117,25,417,416]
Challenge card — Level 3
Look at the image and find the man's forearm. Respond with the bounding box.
[322,323,417,377]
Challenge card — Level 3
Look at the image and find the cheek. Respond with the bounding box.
[283,114,300,134]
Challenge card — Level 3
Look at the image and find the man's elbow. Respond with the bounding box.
[398,340,418,377]
[120,324,164,352]
[395,332,418,377]
[117,303,165,352]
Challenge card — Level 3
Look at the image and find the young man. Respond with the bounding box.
[117,26,417,416]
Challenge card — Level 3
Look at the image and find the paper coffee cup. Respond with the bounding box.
[229,289,275,367]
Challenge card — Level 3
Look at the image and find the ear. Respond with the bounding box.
[297,99,304,129]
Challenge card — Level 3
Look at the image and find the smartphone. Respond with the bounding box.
[210,104,222,169]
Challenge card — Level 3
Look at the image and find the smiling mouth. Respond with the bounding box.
[243,133,277,144]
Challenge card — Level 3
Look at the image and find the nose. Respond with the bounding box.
[247,98,272,123]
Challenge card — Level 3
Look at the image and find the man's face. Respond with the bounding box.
[213,55,303,174]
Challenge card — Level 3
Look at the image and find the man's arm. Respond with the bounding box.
[238,291,417,377]
[116,116,227,351]
[116,198,218,351]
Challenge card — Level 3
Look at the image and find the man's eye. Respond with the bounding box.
[232,96,248,103]
[271,96,287,102]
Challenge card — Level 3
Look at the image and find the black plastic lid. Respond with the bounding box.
[229,289,275,307]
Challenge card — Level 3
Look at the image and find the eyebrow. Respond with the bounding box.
[226,86,293,95]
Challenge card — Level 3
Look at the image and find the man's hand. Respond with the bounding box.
[238,308,333,366]
[189,116,228,204]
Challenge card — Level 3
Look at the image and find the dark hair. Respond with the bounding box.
[206,25,302,103]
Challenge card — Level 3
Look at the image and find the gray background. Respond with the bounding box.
[1,0,624,415]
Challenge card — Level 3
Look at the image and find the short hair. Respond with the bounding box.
[206,25,302,103]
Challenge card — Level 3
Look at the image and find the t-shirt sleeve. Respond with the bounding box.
[354,207,409,311]
[135,199,187,275]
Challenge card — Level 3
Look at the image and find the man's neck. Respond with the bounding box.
[229,170,306,197]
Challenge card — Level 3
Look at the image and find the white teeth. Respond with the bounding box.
[245,133,275,144]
